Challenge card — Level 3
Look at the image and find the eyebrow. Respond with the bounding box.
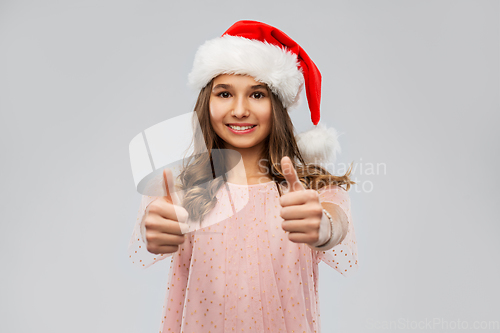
[212,83,267,91]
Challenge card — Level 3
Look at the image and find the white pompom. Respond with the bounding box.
[295,123,342,165]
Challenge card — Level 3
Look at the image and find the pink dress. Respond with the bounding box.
[128,181,358,333]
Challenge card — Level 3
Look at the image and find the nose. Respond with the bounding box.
[231,96,249,118]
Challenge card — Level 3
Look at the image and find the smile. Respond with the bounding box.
[226,124,257,134]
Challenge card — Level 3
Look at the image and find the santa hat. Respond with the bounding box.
[188,20,341,165]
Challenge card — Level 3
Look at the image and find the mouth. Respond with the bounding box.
[225,124,257,134]
[226,124,257,130]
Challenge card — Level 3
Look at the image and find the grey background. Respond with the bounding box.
[1,0,499,332]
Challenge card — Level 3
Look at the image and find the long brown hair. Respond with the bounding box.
[177,77,354,222]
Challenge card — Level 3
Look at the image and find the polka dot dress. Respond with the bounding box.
[128,181,359,333]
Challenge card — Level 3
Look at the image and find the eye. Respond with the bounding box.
[217,91,231,98]
[252,92,266,99]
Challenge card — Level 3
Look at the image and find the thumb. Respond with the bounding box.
[281,156,305,192]
[162,168,180,205]
[163,168,189,224]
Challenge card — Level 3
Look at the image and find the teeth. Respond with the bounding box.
[229,125,255,130]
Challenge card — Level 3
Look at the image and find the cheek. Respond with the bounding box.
[209,102,223,124]
[260,103,272,129]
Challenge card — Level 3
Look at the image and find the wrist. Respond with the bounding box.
[310,209,333,247]
[318,209,334,247]
[309,206,345,251]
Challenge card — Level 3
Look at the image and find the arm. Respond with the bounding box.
[308,185,359,277]
[128,195,173,269]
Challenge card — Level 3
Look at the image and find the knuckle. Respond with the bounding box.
[144,218,156,230]
[311,232,320,244]
[147,202,160,215]
[146,243,158,254]
[164,245,179,254]
[145,230,156,243]
[178,235,186,244]
[306,204,322,217]
[281,221,287,231]
[307,190,319,201]
[308,218,321,231]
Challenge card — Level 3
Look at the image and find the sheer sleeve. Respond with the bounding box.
[128,195,173,269]
[312,185,359,277]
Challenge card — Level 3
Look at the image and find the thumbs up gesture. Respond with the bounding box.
[279,156,324,246]
[141,168,190,255]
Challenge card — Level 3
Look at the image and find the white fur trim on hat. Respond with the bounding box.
[188,35,304,109]
[295,123,342,165]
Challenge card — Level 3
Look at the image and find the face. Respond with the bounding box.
[209,74,272,153]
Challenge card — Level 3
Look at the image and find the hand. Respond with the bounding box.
[279,156,324,246]
[142,168,190,255]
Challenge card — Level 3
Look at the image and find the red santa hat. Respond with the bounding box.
[188,20,341,165]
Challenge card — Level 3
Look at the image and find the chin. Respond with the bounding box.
[225,140,259,149]
[229,143,254,149]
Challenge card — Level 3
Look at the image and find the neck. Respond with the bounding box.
[223,143,271,185]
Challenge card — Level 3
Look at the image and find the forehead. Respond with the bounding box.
[213,74,263,86]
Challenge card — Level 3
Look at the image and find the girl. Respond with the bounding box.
[129,20,359,333]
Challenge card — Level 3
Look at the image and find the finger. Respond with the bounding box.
[162,168,189,223]
[281,219,310,233]
[163,168,181,205]
[147,214,186,236]
[150,230,186,245]
[286,231,315,245]
[149,244,180,254]
[279,192,308,208]
[281,156,305,193]
[149,202,184,223]
[280,204,310,220]
[282,220,319,245]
